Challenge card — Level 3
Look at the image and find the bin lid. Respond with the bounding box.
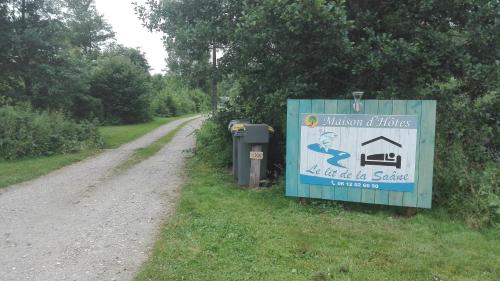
[228,120,249,132]
[243,124,271,143]
[230,123,274,134]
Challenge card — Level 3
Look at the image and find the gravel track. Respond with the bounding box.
[0,116,203,281]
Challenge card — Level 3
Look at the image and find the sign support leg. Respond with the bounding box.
[405,207,417,217]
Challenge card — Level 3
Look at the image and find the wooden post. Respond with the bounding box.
[405,207,417,217]
[249,145,262,188]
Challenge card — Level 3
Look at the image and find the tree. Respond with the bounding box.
[137,0,242,112]
[150,74,209,117]
[345,0,500,98]
[0,0,120,116]
[0,0,66,101]
[103,43,151,74]
[89,55,151,124]
[64,0,115,55]
[0,0,15,95]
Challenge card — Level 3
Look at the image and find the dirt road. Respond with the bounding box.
[0,116,203,281]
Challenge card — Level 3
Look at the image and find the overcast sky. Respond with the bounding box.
[94,0,166,74]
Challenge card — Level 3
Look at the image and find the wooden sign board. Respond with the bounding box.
[286,99,437,208]
[250,151,264,160]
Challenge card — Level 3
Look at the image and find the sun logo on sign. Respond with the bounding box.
[305,115,319,128]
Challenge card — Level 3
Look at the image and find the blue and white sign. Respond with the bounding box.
[300,114,418,192]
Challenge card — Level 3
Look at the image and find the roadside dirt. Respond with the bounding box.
[0,116,203,281]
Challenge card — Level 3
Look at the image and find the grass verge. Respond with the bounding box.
[112,118,195,174]
[0,150,97,188]
[135,158,500,281]
[0,116,193,188]
[99,116,192,148]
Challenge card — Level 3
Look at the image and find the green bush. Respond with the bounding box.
[430,85,499,227]
[0,104,103,160]
[195,120,232,167]
[151,89,197,117]
[71,94,104,120]
[151,75,209,117]
[90,56,152,124]
[436,148,500,228]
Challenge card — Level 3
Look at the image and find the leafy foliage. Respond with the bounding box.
[150,75,209,117]
[195,120,232,168]
[0,1,209,167]
[0,104,102,160]
[428,83,500,227]
[89,56,152,124]
[136,0,242,108]
[103,44,151,74]
[0,0,115,116]
[143,0,500,226]
[64,0,115,55]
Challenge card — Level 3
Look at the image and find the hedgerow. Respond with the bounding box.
[0,104,103,160]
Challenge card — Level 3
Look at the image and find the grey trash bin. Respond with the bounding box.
[230,122,272,186]
[228,120,248,182]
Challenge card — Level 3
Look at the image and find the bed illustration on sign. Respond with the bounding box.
[360,136,402,169]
